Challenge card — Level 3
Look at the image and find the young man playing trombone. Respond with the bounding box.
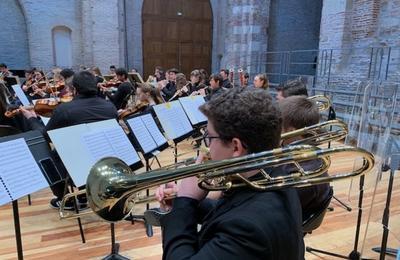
[155,88,305,259]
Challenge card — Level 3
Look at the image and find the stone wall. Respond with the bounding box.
[220,0,270,78]
[0,0,30,69]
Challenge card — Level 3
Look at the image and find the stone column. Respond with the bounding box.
[220,0,270,78]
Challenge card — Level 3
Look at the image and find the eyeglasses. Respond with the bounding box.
[202,130,222,147]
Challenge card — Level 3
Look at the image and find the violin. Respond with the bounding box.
[4,97,73,118]
[45,80,65,94]
[118,101,149,120]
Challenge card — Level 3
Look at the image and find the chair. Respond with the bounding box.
[303,187,334,234]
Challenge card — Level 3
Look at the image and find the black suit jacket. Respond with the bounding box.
[161,188,304,260]
[27,95,118,133]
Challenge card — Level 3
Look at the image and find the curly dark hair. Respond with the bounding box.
[199,88,282,153]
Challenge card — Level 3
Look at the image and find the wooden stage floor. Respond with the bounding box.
[0,141,399,259]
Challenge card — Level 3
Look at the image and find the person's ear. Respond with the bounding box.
[231,137,247,157]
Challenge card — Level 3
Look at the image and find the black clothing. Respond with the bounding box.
[282,160,331,221]
[162,81,177,101]
[187,82,206,95]
[27,95,118,133]
[106,81,134,109]
[205,86,226,101]
[161,187,305,260]
[221,78,233,89]
[26,95,118,200]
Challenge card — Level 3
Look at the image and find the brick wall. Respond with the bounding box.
[0,0,30,69]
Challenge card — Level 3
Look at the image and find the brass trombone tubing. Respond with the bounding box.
[308,95,331,111]
[84,144,374,222]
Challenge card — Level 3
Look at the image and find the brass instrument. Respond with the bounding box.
[308,95,332,111]
[281,119,348,146]
[59,143,374,221]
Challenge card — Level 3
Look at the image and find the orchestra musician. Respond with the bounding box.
[20,71,118,209]
[159,68,178,101]
[0,63,13,78]
[102,68,135,110]
[253,73,269,90]
[219,69,233,89]
[155,88,304,259]
[276,78,308,101]
[109,65,117,76]
[204,73,226,101]
[186,69,207,96]
[278,95,331,222]
[118,82,163,119]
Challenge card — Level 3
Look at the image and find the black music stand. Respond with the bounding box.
[371,151,400,259]
[0,130,60,260]
[124,112,170,237]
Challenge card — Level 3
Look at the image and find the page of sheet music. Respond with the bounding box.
[0,138,48,201]
[126,116,157,154]
[81,127,140,166]
[179,96,207,125]
[141,114,167,147]
[153,101,193,140]
[0,180,11,206]
[103,127,141,165]
[12,85,31,106]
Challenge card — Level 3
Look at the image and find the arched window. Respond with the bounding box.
[52,26,72,68]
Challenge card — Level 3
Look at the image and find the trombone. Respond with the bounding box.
[60,143,374,222]
[308,95,331,111]
[58,119,349,220]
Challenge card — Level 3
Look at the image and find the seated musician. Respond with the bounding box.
[118,83,163,118]
[253,73,269,89]
[276,78,308,101]
[159,68,178,101]
[20,71,118,209]
[156,88,304,259]
[219,69,233,89]
[204,73,226,101]
[187,69,207,96]
[102,68,135,110]
[279,95,331,221]
[109,65,116,76]
[0,63,13,77]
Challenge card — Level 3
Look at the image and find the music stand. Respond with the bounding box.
[152,101,194,163]
[307,81,398,259]
[48,120,144,260]
[128,72,144,84]
[0,131,55,260]
[124,112,170,236]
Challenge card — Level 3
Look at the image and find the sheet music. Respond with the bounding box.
[48,119,141,187]
[141,114,167,147]
[103,127,141,165]
[0,138,48,202]
[0,181,11,206]
[126,116,157,154]
[81,127,140,166]
[153,101,193,140]
[179,96,207,125]
[11,85,31,106]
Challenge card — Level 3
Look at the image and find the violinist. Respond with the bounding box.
[20,71,118,210]
[104,68,134,110]
[109,65,117,76]
[25,70,50,99]
[118,83,163,119]
[91,66,104,84]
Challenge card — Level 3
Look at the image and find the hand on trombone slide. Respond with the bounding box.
[155,152,209,211]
